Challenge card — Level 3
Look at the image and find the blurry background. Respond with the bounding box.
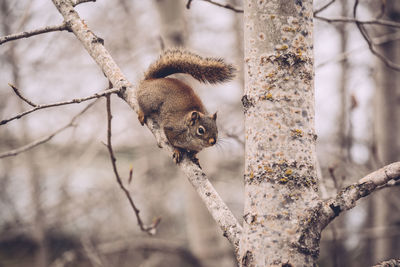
[0,0,399,266]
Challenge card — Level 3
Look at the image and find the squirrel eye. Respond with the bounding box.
[197,126,205,135]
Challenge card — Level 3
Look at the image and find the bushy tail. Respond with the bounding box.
[143,49,236,84]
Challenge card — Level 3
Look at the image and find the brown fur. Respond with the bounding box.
[136,49,235,163]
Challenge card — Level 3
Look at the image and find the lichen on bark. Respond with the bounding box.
[241,0,319,265]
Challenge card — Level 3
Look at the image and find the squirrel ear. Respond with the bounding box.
[188,111,199,126]
[211,112,217,121]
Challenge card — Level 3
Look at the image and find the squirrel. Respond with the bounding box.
[136,49,236,163]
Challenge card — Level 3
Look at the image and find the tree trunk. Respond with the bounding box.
[241,0,319,266]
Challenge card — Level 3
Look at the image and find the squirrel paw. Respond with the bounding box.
[173,148,182,163]
[138,110,146,126]
[188,152,200,166]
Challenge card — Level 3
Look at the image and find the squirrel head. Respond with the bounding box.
[184,111,218,152]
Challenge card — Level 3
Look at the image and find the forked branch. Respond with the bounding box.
[0,101,96,159]
[1,85,120,126]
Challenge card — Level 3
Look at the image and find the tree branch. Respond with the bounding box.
[0,22,69,45]
[105,94,159,235]
[1,87,120,126]
[51,0,242,248]
[0,101,96,159]
[318,162,400,230]
[314,16,400,28]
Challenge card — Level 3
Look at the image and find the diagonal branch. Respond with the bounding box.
[1,87,120,125]
[72,0,96,7]
[318,161,400,230]
[0,22,69,45]
[51,0,242,249]
[8,83,37,107]
[352,0,400,71]
[105,94,159,235]
[197,0,243,13]
[0,101,96,159]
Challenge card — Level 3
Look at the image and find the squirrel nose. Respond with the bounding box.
[209,138,216,145]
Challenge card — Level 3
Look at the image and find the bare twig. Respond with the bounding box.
[317,161,400,230]
[315,0,400,71]
[0,23,69,45]
[314,16,400,28]
[8,83,37,107]
[0,101,96,159]
[352,0,400,71]
[187,0,243,13]
[105,94,160,235]
[72,0,96,7]
[1,87,120,126]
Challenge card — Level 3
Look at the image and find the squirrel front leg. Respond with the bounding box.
[138,109,146,126]
[164,125,187,163]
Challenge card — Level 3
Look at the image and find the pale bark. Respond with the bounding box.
[318,162,400,229]
[51,0,242,253]
[241,0,319,266]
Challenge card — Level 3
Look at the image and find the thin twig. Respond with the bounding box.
[8,83,37,107]
[352,0,400,71]
[187,0,243,13]
[1,87,120,126]
[105,94,160,235]
[314,0,336,15]
[0,23,69,45]
[0,101,96,159]
[72,0,96,7]
[314,15,400,28]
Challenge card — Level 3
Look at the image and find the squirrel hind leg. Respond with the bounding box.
[138,109,147,126]
[173,148,183,163]
[172,148,200,166]
[187,151,200,166]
